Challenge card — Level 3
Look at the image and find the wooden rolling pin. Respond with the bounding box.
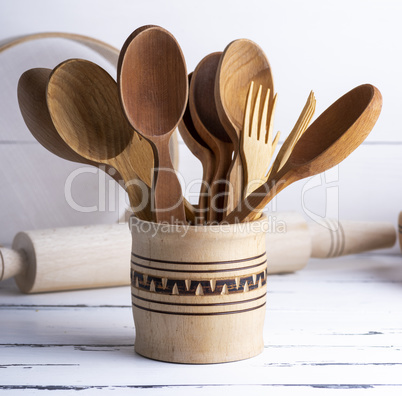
[0,224,131,294]
[0,213,396,293]
[268,212,396,274]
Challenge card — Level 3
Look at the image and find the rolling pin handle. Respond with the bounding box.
[0,247,26,281]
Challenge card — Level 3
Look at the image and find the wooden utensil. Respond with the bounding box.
[20,66,196,224]
[225,84,383,223]
[215,39,274,213]
[1,214,395,292]
[0,224,131,293]
[189,52,233,222]
[178,73,215,223]
[18,67,123,185]
[241,81,280,197]
[118,25,188,224]
[266,213,396,274]
[269,90,316,178]
[47,59,155,221]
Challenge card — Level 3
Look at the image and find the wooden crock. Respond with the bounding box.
[129,215,268,364]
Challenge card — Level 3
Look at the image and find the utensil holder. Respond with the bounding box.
[129,215,268,364]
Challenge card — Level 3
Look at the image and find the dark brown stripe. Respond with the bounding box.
[131,251,266,265]
[131,270,266,295]
[132,301,266,316]
[131,292,266,307]
[131,259,267,274]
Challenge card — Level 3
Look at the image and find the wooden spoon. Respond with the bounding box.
[215,39,274,213]
[178,73,215,223]
[224,84,382,223]
[118,25,188,224]
[189,52,233,222]
[17,67,124,184]
[46,59,155,221]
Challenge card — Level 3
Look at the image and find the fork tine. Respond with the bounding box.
[260,88,269,142]
[290,91,316,152]
[251,85,262,139]
[271,130,281,152]
[264,131,281,178]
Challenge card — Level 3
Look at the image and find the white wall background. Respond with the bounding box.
[0,0,401,251]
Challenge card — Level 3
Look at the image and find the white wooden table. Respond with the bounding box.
[1,254,401,395]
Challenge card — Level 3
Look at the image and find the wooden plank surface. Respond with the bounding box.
[1,254,401,394]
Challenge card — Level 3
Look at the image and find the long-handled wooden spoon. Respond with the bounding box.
[178,73,215,223]
[189,52,233,222]
[225,84,382,223]
[118,25,188,224]
[46,59,155,221]
[215,39,274,213]
[18,68,124,184]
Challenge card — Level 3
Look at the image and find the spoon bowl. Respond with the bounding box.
[18,68,96,166]
[47,59,155,221]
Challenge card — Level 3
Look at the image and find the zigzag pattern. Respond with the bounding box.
[131,269,267,296]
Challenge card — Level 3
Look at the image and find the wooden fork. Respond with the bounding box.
[268,90,316,178]
[240,81,280,198]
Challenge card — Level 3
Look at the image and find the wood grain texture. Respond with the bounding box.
[130,215,268,363]
[17,66,190,223]
[189,52,233,222]
[118,25,187,223]
[17,67,124,184]
[269,90,316,178]
[47,58,154,221]
[9,224,131,294]
[241,82,280,197]
[215,39,274,213]
[0,31,184,246]
[1,254,401,392]
[178,73,215,222]
[0,33,136,244]
[309,218,396,258]
[0,32,119,67]
[226,84,383,223]
[0,213,395,292]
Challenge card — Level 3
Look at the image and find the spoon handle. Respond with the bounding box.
[225,150,243,214]
[152,140,186,224]
[224,167,292,224]
[208,142,233,222]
